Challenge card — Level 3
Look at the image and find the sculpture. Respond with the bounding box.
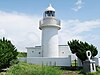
[83,50,96,73]
[86,50,92,61]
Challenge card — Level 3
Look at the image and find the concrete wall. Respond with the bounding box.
[18,57,27,62]
[42,27,59,57]
[59,45,71,57]
[39,17,61,30]
[92,57,100,66]
[26,45,76,60]
[26,46,42,57]
[99,58,100,66]
[77,57,100,67]
[77,58,82,67]
[27,56,71,66]
[27,45,72,58]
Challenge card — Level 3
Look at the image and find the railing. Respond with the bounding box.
[39,17,61,27]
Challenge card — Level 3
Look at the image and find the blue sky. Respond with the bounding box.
[0,0,100,20]
[0,0,100,57]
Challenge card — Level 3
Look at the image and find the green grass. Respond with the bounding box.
[77,67,100,75]
[62,66,100,75]
[5,62,63,75]
[0,62,100,75]
[0,72,5,75]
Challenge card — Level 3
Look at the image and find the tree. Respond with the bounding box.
[17,52,27,57]
[68,39,98,62]
[0,37,18,69]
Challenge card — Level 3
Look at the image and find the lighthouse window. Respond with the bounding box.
[62,52,64,54]
[39,52,41,54]
[48,11,51,16]
[45,11,55,17]
[52,11,55,16]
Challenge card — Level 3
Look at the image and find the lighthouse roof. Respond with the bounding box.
[46,4,55,11]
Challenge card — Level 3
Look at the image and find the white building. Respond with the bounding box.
[26,4,76,66]
[26,45,74,58]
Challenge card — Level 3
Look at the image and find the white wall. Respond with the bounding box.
[59,45,71,57]
[42,27,59,57]
[39,17,61,30]
[59,45,76,60]
[77,58,82,67]
[27,56,71,66]
[99,58,100,66]
[77,57,100,67]
[26,45,76,60]
[92,57,100,66]
[26,46,42,57]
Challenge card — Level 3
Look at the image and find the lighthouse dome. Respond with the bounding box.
[44,4,55,17]
[46,4,55,11]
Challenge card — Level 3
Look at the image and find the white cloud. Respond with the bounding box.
[0,29,5,36]
[0,11,100,55]
[59,19,100,47]
[59,19,100,56]
[0,11,41,52]
[61,19,100,34]
[72,0,84,12]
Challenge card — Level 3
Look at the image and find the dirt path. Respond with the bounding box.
[63,71,79,75]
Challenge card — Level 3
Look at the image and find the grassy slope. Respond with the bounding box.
[4,62,63,75]
[0,62,100,75]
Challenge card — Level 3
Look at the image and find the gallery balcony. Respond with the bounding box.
[39,17,61,30]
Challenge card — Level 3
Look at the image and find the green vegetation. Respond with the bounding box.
[0,37,18,70]
[0,38,99,75]
[62,67,100,75]
[0,62,100,75]
[5,62,63,75]
[68,40,98,62]
[77,67,100,75]
[17,52,27,57]
[71,59,77,66]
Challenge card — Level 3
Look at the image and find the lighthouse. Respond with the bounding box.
[26,4,72,66]
[39,4,61,57]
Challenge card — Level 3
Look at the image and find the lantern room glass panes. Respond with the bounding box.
[44,11,55,17]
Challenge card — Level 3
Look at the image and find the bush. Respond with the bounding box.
[5,62,63,75]
[10,59,19,66]
[17,52,27,57]
[97,67,100,72]
[0,37,18,69]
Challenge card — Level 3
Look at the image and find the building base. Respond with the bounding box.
[27,56,71,66]
[83,60,96,73]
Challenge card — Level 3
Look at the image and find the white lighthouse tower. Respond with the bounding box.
[26,4,72,66]
[39,4,61,57]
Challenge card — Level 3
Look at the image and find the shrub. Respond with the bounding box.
[0,37,18,69]
[17,52,27,57]
[97,67,100,72]
[10,59,19,66]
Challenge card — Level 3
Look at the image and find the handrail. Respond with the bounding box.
[39,17,61,26]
